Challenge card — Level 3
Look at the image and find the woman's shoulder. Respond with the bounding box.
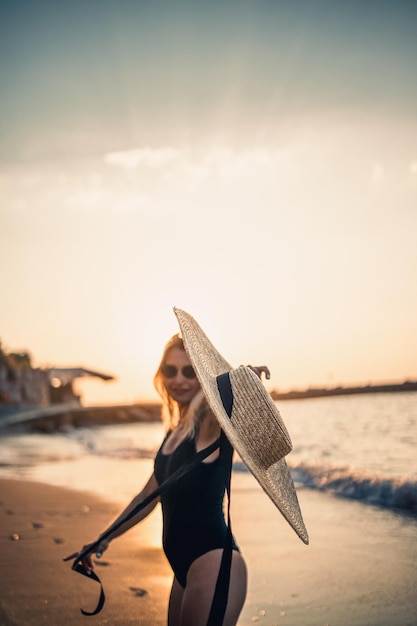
[199,405,221,438]
[198,397,215,420]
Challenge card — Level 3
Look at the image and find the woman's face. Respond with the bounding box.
[161,347,201,405]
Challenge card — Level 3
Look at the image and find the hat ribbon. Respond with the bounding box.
[216,372,234,417]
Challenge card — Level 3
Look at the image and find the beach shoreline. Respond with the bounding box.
[1,474,416,626]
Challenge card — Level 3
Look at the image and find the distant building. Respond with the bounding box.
[0,342,114,409]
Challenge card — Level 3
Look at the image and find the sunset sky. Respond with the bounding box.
[1,0,416,405]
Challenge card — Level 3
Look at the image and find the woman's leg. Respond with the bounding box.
[168,577,185,626]
[180,549,247,626]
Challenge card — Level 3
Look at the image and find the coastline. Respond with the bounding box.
[271,380,417,401]
[1,472,416,626]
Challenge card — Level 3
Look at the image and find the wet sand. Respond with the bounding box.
[0,478,171,626]
[1,474,416,626]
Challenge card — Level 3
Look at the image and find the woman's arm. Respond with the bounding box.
[98,472,159,543]
[64,472,160,571]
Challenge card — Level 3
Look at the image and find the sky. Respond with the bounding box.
[1,0,416,405]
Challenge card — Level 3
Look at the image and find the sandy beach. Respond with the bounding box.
[0,478,172,626]
[1,470,416,626]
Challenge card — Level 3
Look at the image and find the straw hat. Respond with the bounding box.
[174,307,309,545]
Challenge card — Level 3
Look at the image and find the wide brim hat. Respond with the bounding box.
[174,307,309,545]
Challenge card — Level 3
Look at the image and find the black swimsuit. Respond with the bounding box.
[154,431,239,588]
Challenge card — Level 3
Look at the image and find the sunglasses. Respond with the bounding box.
[161,364,197,379]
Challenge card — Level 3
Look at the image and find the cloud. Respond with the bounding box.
[104,147,180,169]
[103,144,297,190]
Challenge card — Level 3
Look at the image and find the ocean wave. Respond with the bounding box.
[83,441,417,513]
[233,459,417,513]
[77,437,158,460]
[291,461,417,513]
[2,441,416,514]
[90,447,157,460]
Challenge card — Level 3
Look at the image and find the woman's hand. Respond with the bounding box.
[248,365,271,380]
[63,538,109,572]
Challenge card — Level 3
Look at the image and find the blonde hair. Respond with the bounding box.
[153,334,208,437]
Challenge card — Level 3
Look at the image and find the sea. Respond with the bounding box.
[0,392,416,515]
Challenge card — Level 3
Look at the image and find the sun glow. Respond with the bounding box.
[1,3,416,406]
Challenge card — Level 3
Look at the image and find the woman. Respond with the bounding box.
[65,334,269,626]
